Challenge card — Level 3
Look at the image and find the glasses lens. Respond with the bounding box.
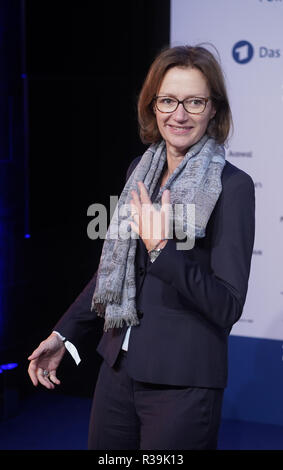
[156,97,178,112]
[184,98,206,113]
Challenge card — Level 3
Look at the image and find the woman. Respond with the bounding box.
[28,45,255,450]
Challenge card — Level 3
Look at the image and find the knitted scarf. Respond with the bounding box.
[91,134,226,331]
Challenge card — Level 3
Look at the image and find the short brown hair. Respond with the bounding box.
[138,45,232,145]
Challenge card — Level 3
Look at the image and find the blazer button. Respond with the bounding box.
[137,309,144,319]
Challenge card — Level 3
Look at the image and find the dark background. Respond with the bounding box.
[0,0,170,398]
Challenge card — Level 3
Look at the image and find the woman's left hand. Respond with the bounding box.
[129,181,170,252]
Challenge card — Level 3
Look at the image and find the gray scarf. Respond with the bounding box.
[91,134,226,331]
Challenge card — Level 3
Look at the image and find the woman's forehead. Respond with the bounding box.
[158,67,210,96]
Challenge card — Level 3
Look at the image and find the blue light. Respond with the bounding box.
[0,363,18,371]
[24,233,31,239]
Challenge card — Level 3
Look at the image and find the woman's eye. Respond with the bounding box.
[190,99,203,106]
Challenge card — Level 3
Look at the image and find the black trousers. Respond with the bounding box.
[88,351,224,450]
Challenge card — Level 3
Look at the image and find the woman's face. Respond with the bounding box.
[155,66,216,156]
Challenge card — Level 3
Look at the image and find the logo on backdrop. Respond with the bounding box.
[232,40,254,64]
[232,40,280,63]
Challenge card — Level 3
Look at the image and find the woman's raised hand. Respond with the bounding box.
[129,181,170,252]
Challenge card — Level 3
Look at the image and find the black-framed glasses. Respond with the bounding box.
[154,96,211,114]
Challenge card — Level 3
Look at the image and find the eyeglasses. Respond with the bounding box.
[154,96,211,114]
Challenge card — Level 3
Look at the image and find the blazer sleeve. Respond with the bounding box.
[53,156,142,346]
[148,171,255,330]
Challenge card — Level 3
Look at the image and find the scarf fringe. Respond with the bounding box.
[103,313,140,332]
[91,291,122,313]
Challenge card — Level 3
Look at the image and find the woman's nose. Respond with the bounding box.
[173,102,189,121]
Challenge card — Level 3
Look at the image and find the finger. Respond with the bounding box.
[131,190,142,212]
[49,370,61,385]
[161,190,171,221]
[129,220,139,235]
[137,181,151,205]
[37,369,55,390]
[129,200,140,218]
[28,361,39,386]
[161,190,171,218]
[160,191,172,239]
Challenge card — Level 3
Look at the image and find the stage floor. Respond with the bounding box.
[0,390,282,450]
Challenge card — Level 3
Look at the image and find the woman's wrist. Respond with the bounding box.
[147,238,168,253]
[147,239,168,263]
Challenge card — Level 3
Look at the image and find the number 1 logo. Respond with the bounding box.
[232,40,254,64]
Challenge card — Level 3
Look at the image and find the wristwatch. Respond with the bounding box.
[149,248,162,263]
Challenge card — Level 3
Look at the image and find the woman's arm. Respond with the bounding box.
[53,272,98,348]
[53,156,143,347]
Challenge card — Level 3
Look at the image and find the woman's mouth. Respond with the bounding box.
[166,124,193,135]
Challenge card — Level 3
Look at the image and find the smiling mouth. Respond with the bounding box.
[167,125,193,132]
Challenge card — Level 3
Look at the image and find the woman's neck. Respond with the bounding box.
[165,148,186,177]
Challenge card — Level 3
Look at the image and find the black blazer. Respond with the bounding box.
[55,156,255,388]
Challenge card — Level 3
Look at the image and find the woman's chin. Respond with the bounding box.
[165,135,200,155]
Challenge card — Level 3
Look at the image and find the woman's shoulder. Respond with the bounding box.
[222,160,254,191]
[125,155,142,181]
[126,155,255,192]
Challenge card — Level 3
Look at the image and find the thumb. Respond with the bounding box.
[161,189,170,206]
[28,344,46,361]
